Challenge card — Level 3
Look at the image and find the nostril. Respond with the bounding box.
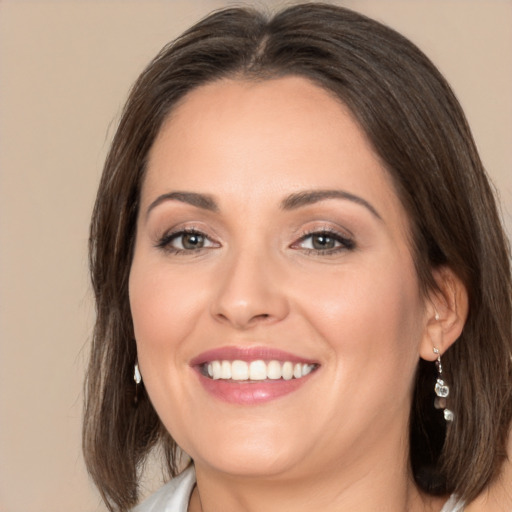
[253,313,270,321]
[215,311,273,329]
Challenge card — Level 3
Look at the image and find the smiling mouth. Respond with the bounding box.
[201,360,318,381]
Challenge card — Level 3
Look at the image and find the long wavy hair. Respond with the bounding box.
[83,4,512,511]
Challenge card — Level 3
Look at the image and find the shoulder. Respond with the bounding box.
[132,465,196,512]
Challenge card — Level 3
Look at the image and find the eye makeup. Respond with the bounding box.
[155,227,220,255]
[292,227,356,255]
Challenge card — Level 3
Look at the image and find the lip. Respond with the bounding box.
[190,346,318,366]
[190,346,319,405]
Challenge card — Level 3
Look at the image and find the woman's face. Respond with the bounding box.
[129,76,431,480]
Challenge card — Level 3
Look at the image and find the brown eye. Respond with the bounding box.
[157,229,218,253]
[311,233,336,250]
[294,230,355,253]
[181,232,205,250]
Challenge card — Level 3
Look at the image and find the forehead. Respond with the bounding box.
[143,76,408,233]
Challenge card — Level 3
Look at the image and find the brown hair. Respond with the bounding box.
[84,3,512,511]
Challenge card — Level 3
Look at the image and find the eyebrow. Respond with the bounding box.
[281,189,382,219]
[145,191,219,219]
[145,188,381,220]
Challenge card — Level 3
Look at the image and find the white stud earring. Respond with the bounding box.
[433,347,454,422]
[134,363,142,384]
[133,362,142,406]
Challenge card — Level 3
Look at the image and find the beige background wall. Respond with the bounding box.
[0,1,510,511]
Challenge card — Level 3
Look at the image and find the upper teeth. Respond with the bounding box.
[206,360,315,381]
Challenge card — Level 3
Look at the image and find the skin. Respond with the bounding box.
[129,76,467,512]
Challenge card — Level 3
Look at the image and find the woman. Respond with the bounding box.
[83,3,512,511]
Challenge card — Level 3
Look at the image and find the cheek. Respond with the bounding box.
[128,255,205,395]
[293,254,424,379]
[130,259,203,345]
[316,263,423,432]
[128,258,209,440]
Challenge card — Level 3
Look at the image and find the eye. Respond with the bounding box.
[293,230,355,254]
[175,232,207,250]
[156,229,218,253]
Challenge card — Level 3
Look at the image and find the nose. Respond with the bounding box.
[210,249,290,330]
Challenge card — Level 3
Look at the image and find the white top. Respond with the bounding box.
[441,494,465,512]
[132,466,465,512]
[132,466,196,512]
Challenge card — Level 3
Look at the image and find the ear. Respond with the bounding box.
[419,266,469,362]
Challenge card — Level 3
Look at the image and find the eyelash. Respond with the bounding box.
[292,228,355,255]
[155,227,355,256]
[155,228,217,255]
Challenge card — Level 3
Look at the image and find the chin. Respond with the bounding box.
[196,449,302,479]
[183,422,306,478]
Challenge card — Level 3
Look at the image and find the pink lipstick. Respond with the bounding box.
[190,346,319,405]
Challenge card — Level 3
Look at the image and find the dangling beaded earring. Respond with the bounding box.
[134,362,142,405]
[433,347,454,422]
